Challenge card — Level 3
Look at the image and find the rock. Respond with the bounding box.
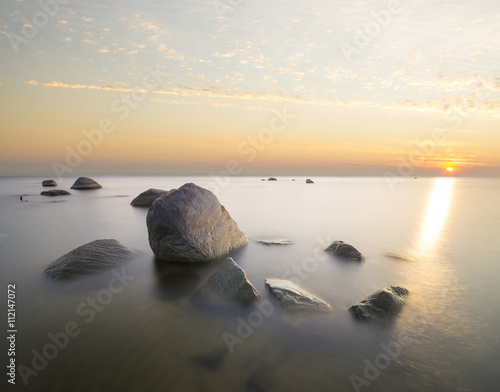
[147,183,248,262]
[267,177,277,181]
[42,179,57,187]
[266,278,331,312]
[257,238,292,246]
[306,179,314,183]
[190,346,228,371]
[71,176,102,190]
[350,286,409,321]
[196,257,260,305]
[325,240,364,261]
[131,188,168,207]
[384,253,415,262]
[41,190,71,196]
[44,239,136,280]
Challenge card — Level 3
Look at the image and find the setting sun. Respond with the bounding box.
[447,167,454,172]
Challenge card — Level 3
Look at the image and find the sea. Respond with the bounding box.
[1,175,499,392]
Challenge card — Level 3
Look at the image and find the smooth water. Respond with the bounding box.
[1,176,499,391]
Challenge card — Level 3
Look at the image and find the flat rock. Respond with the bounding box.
[325,240,364,261]
[44,239,136,280]
[147,183,248,262]
[257,238,292,246]
[131,188,168,207]
[306,179,314,183]
[71,176,102,190]
[41,189,71,196]
[267,177,277,181]
[266,278,331,312]
[196,257,260,305]
[350,286,409,321]
[42,179,57,187]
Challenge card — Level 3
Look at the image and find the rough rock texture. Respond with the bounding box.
[267,177,277,181]
[147,183,248,262]
[350,286,409,321]
[131,188,168,207]
[266,278,331,312]
[306,179,314,183]
[41,189,71,196]
[257,238,292,246]
[44,239,135,280]
[42,179,57,187]
[325,240,364,261]
[71,177,102,190]
[196,257,260,305]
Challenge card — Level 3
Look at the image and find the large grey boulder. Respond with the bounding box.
[71,177,102,189]
[325,240,364,261]
[266,278,331,312]
[350,286,409,321]
[42,179,57,187]
[196,257,260,305]
[41,189,71,196]
[131,188,168,207]
[147,183,248,262]
[44,239,135,280]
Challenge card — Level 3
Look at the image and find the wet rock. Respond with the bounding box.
[266,278,331,312]
[306,179,314,183]
[71,176,102,189]
[41,190,71,196]
[131,188,168,207]
[42,179,57,187]
[257,238,292,246]
[147,183,248,262]
[44,239,136,280]
[196,257,260,305]
[350,286,409,321]
[325,240,364,261]
[267,177,277,181]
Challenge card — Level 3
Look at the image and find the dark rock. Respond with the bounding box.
[325,240,364,261]
[267,177,277,181]
[44,239,136,280]
[71,176,102,190]
[42,179,57,187]
[41,190,71,196]
[196,257,260,305]
[350,286,409,321]
[257,238,292,246]
[131,188,168,207]
[147,183,248,262]
[306,179,314,183]
[190,346,228,371]
[266,278,331,312]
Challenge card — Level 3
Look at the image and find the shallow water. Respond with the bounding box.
[1,176,499,391]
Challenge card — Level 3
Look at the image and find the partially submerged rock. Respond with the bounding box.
[267,177,277,181]
[131,188,168,207]
[41,190,71,196]
[325,240,364,261]
[44,239,136,280]
[42,179,57,187]
[147,183,248,262]
[306,179,314,184]
[257,238,292,246]
[196,257,260,305]
[266,278,331,312]
[350,286,409,321]
[71,176,102,190]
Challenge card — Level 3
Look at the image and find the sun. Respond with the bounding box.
[446,167,454,172]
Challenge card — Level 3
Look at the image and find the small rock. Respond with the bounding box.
[306,179,314,183]
[71,176,102,190]
[325,240,364,261]
[131,188,168,207]
[41,190,71,196]
[266,278,331,312]
[350,286,409,321]
[257,239,292,246]
[267,177,277,181]
[42,179,57,187]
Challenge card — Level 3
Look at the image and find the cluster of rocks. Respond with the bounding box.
[262,177,315,184]
[39,176,102,197]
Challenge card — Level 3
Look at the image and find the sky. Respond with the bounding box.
[0,0,499,177]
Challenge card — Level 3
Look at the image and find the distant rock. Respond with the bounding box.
[42,179,57,187]
[261,179,266,181]
[43,239,136,280]
[257,238,292,246]
[196,257,260,305]
[71,176,102,190]
[266,278,331,312]
[325,240,364,261]
[41,190,71,196]
[147,183,248,262]
[306,179,314,184]
[190,345,228,371]
[350,286,409,321]
[131,188,168,207]
[384,253,415,262]
[267,177,277,181]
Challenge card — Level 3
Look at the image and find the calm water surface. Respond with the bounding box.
[1,176,499,391]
